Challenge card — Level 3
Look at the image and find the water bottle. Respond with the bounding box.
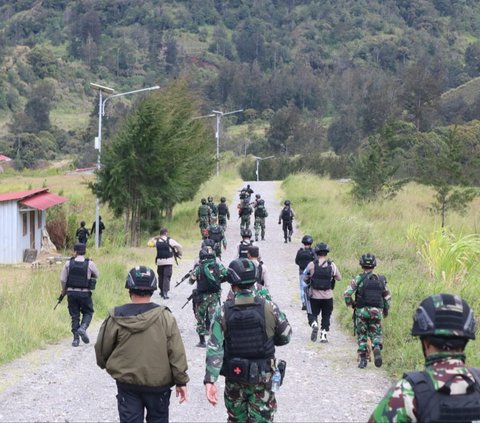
[271,368,281,392]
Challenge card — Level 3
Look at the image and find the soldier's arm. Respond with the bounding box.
[343,279,358,307]
[226,208,230,219]
[333,262,342,281]
[383,279,392,311]
[368,378,416,423]
[165,310,190,386]
[303,262,313,281]
[88,261,100,279]
[271,302,292,346]
[204,307,225,384]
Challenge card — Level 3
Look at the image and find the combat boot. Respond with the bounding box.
[77,325,90,344]
[320,330,328,343]
[358,354,368,369]
[72,334,80,347]
[373,347,383,368]
[196,335,206,348]
[310,321,319,342]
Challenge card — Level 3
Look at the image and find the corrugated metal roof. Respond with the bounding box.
[0,154,12,161]
[20,192,67,210]
[0,188,48,202]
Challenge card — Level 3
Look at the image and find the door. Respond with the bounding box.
[30,211,35,249]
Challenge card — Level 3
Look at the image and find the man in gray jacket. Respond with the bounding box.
[95,266,189,423]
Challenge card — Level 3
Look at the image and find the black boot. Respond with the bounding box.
[374,347,383,368]
[196,335,206,348]
[72,334,80,347]
[358,354,368,369]
[77,324,90,344]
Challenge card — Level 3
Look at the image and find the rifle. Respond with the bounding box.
[181,293,194,309]
[352,308,356,336]
[53,294,65,310]
[175,270,193,288]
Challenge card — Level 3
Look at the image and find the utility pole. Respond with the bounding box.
[255,155,274,182]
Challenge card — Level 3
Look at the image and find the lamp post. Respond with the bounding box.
[90,83,160,248]
[254,155,274,182]
[211,109,243,176]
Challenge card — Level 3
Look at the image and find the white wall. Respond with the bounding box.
[0,201,19,263]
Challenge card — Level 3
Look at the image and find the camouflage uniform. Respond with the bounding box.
[369,353,479,423]
[207,200,218,217]
[238,202,253,231]
[198,204,211,238]
[227,282,272,301]
[204,289,292,422]
[344,271,391,354]
[206,224,227,260]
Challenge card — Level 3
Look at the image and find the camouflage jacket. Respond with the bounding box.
[226,283,272,301]
[204,289,291,384]
[344,271,391,318]
[369,353,478,422]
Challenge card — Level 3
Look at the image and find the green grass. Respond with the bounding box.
[281,173,480,377]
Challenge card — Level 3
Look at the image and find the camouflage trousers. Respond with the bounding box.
[219,215,228,229]
[199,217,209,238]
[224,380,277,423]
[254,217,265,241]
[355,313,383,353]
[194,291,220,336]
[240,215,251,230]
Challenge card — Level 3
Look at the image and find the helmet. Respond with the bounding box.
[227,258,256,285]
[208,196,213,202]
[201,198,207,205]
[411,294,476,340]
[257,199,265,206]
[255,194,261,199]
[302,235,313,245]
[74,243,86,254]
[199,247,216,261]
[314,243,330,254]
[220,197,226,203]
[80,221,86,226]
[284,200,291,206]
[125,266,157,291]
[359,253,376,268]
[241,228,252,238]
[202,238,216,248]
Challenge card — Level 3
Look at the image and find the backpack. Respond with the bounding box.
[198,205,209,217]
[208,225,223,243]
[296,248,315,271]
[241,201,252,217]
[156,238,173,259]
[238,241,253,258]
[281,207,292,222]
[198,259,221,293]
[310,260,333,290]
[255,204,267,218]
[404,368,480,423]
[355,273,386,308]
[77,227,88,242]
[217,203,228,216]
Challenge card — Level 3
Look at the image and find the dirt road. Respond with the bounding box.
[0,181,392,422]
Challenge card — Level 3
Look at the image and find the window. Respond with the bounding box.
[22,213,28,236]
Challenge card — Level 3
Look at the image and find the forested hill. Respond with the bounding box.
[1,0,480,170]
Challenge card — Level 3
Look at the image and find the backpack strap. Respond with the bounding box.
[403,371,435,422]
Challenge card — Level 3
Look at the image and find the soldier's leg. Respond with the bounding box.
[195,297,208,336]
[67,294,81,336]
[319,297,333,332]
[282,222,288,242]
[287,222,293,241]
[308,298,321,341]
[162,265,173,298]
[260,219,265,240]
[246,383,277,422]
[370,318,383,349]
[225,381,249,423]
[356,315,369,354]
[206,294,220,331]
[79,293,94,329]
[299,273,307,309]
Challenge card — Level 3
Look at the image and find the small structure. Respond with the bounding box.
[0,188,67,264]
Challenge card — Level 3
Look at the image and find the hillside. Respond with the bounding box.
[1,0,480,168]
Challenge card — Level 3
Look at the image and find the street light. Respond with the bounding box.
[254,155,274,182]
[90,83,160,248]
[211,109,243,176]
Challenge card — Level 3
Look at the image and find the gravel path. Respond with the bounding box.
[0,181,392,422]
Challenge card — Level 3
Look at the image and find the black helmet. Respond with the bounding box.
[208,196,213,202]
[201,198,207,205]
[202,238,216,249]
[257,199,265,206]
[284,200,291,206]
[314,243,329,255]
[302,235,313,245]
[255,194,261,199]
[241,228,252,238]
[359,253,376,268]
[411,294,476,340]
[227,258,256,285]
[220,197,226,203]
[74,243,86,254]
[125,266,157,291]
[199,247,216,261]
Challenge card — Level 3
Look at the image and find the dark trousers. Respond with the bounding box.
[67,292,94,334]
[117,383,171,423]
[157,265,173,295]
[282,221,293,240]
[307,298,333,331]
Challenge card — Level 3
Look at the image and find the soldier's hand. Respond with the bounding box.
[205,383,218,406]
[176,386,188,403]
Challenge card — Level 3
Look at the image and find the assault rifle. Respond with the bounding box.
[53,293,65,310]
[181,293,194,309]
[175,270,193,288]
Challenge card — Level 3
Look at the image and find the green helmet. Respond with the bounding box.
[125,266,157,291]
[411,294,476,340]
[359,253,376,268]
[220,197,226,203]
[227,258,256,285]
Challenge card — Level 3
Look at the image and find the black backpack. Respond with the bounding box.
[296,248,315,271]
[355,273,386,308]
[404,368,480,423]
[208,226,223,243]
[156,238,173,259]
[310,260,333,290]
[281,207,292,222]
[238,241,253,258]
[255,204,267,218]
[217,203,228,216]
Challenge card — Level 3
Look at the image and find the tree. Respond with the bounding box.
[415,127,478,227]
[90,79,214,246]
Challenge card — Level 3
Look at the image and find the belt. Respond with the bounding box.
[67,288,90,292]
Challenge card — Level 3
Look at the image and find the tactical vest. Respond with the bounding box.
[281,207,292,222]
[196,260,221,293]
[404,369,480,423]
[238,241,253,258]
[296,248,315,271]
[217,203,228,216]
[156,238,173,259]
[255,262,264,285]
[208,225,223,242]
[310,260,333,290]
[198,205,209,217]
[255,205,267,218]
[355,273,385,308]
[66,258,90,289]
[241,203,252,216]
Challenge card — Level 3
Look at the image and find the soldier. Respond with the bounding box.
[197,198,211,238]
[295,235,316,311]
[344,253,391,369]
[207,196,218,217]
[75,221,90,245]
[303,243,341,343]
[95,266,189,422]
[204,258,292,422]
[247,245,270,288]
[238,198,253,231]
[217,196,230,230]
[155,228,182,300]
[369,293,479,423]
[59,243,99,347]
[239,184,254,201]
[205,215,227,260]
[254,199,268,241]
[278,200,294,243]
[91,215,106,246]
[189,248,228,348]
[238,228,254,258]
